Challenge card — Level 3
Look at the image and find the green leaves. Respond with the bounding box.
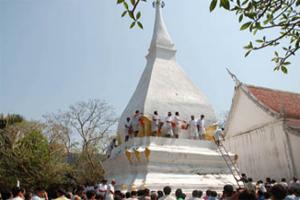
[210,0,218,12]
[130,21,136,29]
[240,22,252,30]
[137,21,143,29]
[220,0,230,10]
[116,0,145,29]
[281,66,288,74]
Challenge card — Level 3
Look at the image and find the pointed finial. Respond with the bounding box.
[226,68,241,86]
[152,0,165,8]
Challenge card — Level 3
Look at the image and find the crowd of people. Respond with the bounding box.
[124,110,212,141]
[2,176,299,200]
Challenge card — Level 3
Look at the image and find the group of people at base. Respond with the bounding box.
[124,110,212,141]
[3,175,300,200]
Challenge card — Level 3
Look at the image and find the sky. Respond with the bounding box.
[1,0,300,121]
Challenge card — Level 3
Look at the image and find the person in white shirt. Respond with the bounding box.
[96,180,108,198]
[31,187,47,200]
[105,180,116,200]
[173,112,181,139]
[197,115,205,140]
[12,187,25,200]
[130,110,141,137]
[152,111,161,136]
[164,112,174,138]
[214,127,224,146]
[159,186,175,200]
[187,115,198,140]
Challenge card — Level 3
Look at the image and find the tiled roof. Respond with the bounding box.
[246,85,300,119]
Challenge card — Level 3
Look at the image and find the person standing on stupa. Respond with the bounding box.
[152,111,161,136]
[124,117,132,142]
[187,115,198,140]
[164,112,174,137]
[131,110,141,137]
[173,111,181,138]
[197,114,205,140]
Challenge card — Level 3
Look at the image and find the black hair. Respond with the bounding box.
[163,186,171,195]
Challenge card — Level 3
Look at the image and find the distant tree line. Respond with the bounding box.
[0,99,117,191]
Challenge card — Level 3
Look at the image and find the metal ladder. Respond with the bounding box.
[216,141,244,188]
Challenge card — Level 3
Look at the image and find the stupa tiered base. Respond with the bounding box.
[103,137,237,192]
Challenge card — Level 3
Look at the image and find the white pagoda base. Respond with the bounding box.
[103,137,237,192]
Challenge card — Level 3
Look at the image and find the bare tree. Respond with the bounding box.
[44,99,117,183]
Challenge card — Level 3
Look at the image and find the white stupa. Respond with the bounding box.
[117,0,216,141]
[103,0,236,192]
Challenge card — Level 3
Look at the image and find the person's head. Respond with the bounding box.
[86,190,96,200]
[150,191,158,200]
[191,115,195,120]
[34,187,45,198]
[293,177,298,182]
[144,188,150,196]
[154,111,158,115]
[197,190,203,198]
[223,184,234,198]
[12,187,25,198]
[210,191,217,198]
[135,110,140,114]
[266,177,271,183]
[131,190,137,197]
[125,192,131,198]
[111,179,116,185]
[175,112,179,116]
[293,183,300,197]
[56,188,66,198]
[126,117,130,122]
[270,184,287,200]
[271,179,277,184]
[192,190,198,198]
[201,115,205,119]
[175,189,183,198]
[163,186,172,196]
[168,112,172,117]
[206,190,211,197]
[248,178,253,182]
[102,179,107,184]
[66,192,73,199]
[238,190,256,200]
[157,191,164,199]
[24,191,32,200]
[75,185,85,196]
[281,178,286,182]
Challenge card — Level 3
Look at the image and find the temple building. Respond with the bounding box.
[224,76,300,180]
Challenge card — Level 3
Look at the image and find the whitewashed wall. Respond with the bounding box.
[226,89,274,138]
[225,121,294,180]
[287,131,300,177]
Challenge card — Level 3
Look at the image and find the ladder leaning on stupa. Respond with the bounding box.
[216,141,244,188]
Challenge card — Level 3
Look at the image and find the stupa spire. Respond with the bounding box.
[148,0,176,58]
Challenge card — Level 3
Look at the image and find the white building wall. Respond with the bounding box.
[225,121,294,180]
[287,131,300,177]
[226,89,274,138]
